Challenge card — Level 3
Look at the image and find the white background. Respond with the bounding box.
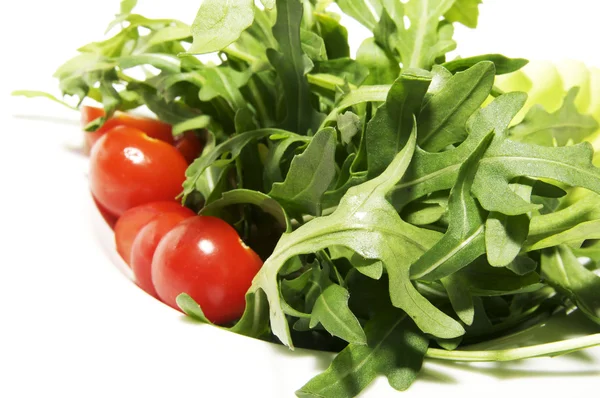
[1,1,600,397]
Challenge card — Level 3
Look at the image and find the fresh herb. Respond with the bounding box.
[16,0,600,397]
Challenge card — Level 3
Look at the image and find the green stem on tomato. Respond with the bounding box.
[426,333,600,362]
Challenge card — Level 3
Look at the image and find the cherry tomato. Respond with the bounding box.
[174,131,204,164]
[130,211,195,297]
[152,216,263,324]
[90,126,188,217]
[114,201,194,265]
[81,106,174,154]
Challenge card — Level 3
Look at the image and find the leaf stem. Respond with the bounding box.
[425,333,600,362]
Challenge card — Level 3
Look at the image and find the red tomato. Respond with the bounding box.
[174,131,204,164]
[130,211,195,297]
[81,106,174,154]
[152,216,263,324]
[90,126,188,217]
[114,201,194,265]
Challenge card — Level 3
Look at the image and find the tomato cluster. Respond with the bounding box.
[84,106,263,325]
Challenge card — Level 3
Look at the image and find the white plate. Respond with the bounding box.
[2,1,600,397]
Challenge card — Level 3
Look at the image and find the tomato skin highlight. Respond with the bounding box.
[81,106,174,154]
[151,216,263,324]
[90,126,188,217]
[130,211,195,298]
[114,201,195,265]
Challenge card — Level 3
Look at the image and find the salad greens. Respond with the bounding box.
[15,0,600,396]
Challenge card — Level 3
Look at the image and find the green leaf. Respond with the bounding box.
[188,0,255,54]
[172,115,211,136]
[472,139,600,216]
[335,0,378,30]
[263,135,312,189]
[526,220,600,251]
[541,245,600,324]
[510,87,599,146]
[391,92,527,209]
[260,0,275,9]
[526,192,600,249]
[196,66,250,111]
[177,290,270,337]
[253,127,464,348]
[443,54,528,75]
[444,0,481,28]
[485,180,533,267]
[322,84,390,126]
[117,54,181,73]
[268,0,323,134]
[297,311,429,398]
[183,129,295,201]
[120,0,137,15]
[144,25,191,48]
[336,111,362,145]
[270,128,337,216]
[386,0,457,69]
[312,58,370,87]
[11,90,78,111]
[301,29,328,61]
[314,13,351,60]
[409,131,493,281]
[366,70,432,178]
[402,200,446,226]
[442,273,475,325]
[309,284,367,345]
[200,189,291,231]
[356,38,401,85]
[417,62,495,152]
[460,259,543,296]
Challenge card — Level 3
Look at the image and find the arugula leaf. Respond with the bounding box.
[472,139,600,216]
[391,92,527,208]
[119,0,137,15]
[301,29,328,62]
[200,189,291,231]
[510,87,599,146]
[252,125,464,348]
[444,0,481,28]
[297,311,429,398]
[526,192,600,247]
[177,290,270,338]
[417,62,495,152]
[172,115,211,136]
[386,0,457,69]
[409,131,493,281]
[11,90,78,111]
[526,220,600,251]
[442,54,528,75]
[335,0,379,30]
[541,245,600,324]
[268,0,323,134]
[336,112,362,145]
[270,128,338,216]
[460,259,543,296]
[356,38,401,85]
[442,273,475,325]
[188,0,255,54]
[314,13,351,60]
[485,180,532,267]
[310,283,367,345]
[366,70,431,177]
[183,129,297,201]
